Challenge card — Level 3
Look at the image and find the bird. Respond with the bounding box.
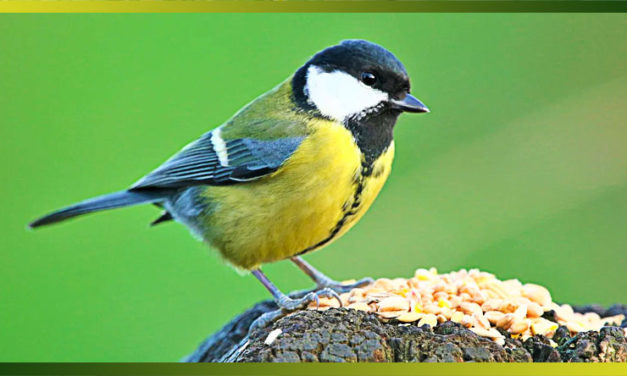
[29,39,429,315]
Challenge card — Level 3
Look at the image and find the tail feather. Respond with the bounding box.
[29,190,165,228]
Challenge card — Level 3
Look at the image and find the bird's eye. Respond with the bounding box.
[360,72,377,86]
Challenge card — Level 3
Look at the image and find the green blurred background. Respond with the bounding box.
[1,14,626,361]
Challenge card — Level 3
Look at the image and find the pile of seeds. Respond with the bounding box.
[308,268,625,345]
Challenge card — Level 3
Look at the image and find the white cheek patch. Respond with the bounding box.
[305,65,388,122]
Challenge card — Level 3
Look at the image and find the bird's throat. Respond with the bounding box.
[344,110,398,169]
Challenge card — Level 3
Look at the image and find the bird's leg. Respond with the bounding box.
[290,256,373,293]
[249,268,343,331]
[251,268,342,311]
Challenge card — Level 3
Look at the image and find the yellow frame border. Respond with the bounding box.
[1,0,627,13]
[1,2,626,373]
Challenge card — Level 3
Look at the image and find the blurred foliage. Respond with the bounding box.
[0,14,625,361]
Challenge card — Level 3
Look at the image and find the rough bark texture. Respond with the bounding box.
[184,298,627,363]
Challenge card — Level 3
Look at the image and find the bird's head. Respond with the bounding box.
[292,39,429,123]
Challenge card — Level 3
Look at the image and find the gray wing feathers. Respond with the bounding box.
[132,134,219,188]
[131,130,304,190]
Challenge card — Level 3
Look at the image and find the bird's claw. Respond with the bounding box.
[319,276,374,293]
[249,310,284,332]
[277,287,343,311]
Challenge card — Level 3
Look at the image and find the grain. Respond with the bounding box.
[347,302,371,312]
[378,296,410,312]
[396,312,424,323]
[307,267,622,346]
[530,318,559,336]
[418,313,438,327]
[521,283,552,307]
[509,319,531,334]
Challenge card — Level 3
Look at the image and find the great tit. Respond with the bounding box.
[30,39,428,313]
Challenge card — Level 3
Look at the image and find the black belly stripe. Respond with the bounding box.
[296,162,373,256]
[294,107,399,257]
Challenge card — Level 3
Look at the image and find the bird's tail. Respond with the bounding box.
[29,190,165,228]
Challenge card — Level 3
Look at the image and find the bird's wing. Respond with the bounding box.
[130,122,307,190]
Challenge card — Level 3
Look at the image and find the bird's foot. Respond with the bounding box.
[277,287,342,310]
[249,288,343,332]
[317,276,374,293]
[249,309,285,332]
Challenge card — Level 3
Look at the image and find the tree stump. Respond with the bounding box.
[184,296,627,363]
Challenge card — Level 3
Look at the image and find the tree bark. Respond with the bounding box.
[184,297,627,363]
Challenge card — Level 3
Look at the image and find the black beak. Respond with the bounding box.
[390,94,429,113]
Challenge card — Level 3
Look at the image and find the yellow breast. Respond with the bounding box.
[202,120,394,270]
